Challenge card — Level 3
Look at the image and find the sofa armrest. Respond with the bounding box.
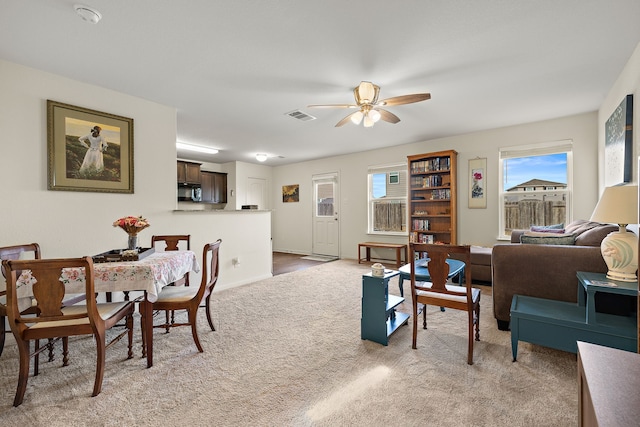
[491,244,607,326]
[510,230,526,243]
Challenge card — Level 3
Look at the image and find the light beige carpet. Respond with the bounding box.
[0,260,577,426]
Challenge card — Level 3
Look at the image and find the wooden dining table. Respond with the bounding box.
[16,250,200,368]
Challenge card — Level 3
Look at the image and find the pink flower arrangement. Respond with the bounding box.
[113,215,150,235]
[473,172,483,181]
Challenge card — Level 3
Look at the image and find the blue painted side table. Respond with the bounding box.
[361,270,409,346]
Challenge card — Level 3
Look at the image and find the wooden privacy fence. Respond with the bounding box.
[505,199,566,232]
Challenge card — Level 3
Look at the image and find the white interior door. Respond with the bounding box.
[247,177,266,209]
[312,173,339,257]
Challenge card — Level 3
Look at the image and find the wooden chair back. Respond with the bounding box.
[3,257,99,336]
[0,243,41,357]
[151,235,191,251]
[410,243,472,309]
[199,239,222,302]
[152,235,191,287]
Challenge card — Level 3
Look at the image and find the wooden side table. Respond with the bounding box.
[578,341,640,426]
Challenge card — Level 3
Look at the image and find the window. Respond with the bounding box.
[368,163,407,235]
[499,140,573,239]
[315,182,334,217]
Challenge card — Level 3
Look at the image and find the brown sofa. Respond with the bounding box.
[491,220,624,330]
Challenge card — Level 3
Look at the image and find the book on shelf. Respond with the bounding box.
[410,157,451,174]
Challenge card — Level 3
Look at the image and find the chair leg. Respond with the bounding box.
[92,330,106,397]
[141,314,147,358]
[165,310,171,333]
[34,339,40,376]
[412,301,418,349]
[475,303,481,341]
[62,337,69,366]
[126,313,134,359]
[47,338,55,362]
[422,305,427,329]
[467,309,474,365]
[188,308,204,353]
[205,294,215,331]
[0,316,5,357]
[13,339,31,407]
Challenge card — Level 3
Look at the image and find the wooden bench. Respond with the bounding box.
[510,295,637,361]
[358,242,408,269]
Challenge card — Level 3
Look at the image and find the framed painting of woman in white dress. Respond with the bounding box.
[47,100,134,193]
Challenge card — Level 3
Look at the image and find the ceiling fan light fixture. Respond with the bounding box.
[256,153,268,162]
[363,115,375,128]
[369,109,381,123]
[351,110,364,125]
[176,142,219,155]
[74,4,102,24]
[355,81,379,104]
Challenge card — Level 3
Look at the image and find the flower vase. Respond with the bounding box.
[127,234,138,251]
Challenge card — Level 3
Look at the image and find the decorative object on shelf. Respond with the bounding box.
[47,100,134,193]
[371,263,385,277]
[113,215,150,251]
[468,157,486,209]
[282,184,299,203]
[589,185,638,282]
[604,94,633,186]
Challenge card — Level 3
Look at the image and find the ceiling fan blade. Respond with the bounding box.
[307,104,358,109]
[377,108,401,124]
[335,111,361,127]
[378,93,431,106]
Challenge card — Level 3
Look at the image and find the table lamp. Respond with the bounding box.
[589,184,639,282]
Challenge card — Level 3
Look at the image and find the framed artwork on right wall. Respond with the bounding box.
[604,94,633,186]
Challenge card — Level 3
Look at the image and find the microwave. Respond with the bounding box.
[177,185,202,202]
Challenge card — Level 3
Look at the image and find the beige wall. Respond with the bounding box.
[271,112,599,258]
[0,60,272,290]
[598,42,640,189]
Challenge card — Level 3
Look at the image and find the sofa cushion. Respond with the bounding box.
[520,233,576,245]
[565,219,619,246]
[530,223,564,232]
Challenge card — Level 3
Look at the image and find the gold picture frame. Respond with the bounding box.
[282,184,299,203]
[47,100,134,193]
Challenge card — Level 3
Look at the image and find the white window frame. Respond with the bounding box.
[498,140,573,240]
[367,163,408,236]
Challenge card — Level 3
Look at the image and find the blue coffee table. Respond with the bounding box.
[398,258,466,298]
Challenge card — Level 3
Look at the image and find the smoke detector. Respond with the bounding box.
[74,4,102,24]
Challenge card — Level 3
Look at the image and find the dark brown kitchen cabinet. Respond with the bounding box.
[177,161,201,185]
[201,171,227,203]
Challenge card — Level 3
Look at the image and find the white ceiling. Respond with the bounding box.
[2,1,640,166]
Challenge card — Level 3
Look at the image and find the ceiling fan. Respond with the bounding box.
[308,81,431,128]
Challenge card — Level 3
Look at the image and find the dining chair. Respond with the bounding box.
[409,243,481,365]
[143,239,221,354]
[3,256,135,406]
[0,243,87,373]
[151,234,191,331]
[0,243,42,360]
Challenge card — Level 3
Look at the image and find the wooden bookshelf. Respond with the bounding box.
[407,150,457,248]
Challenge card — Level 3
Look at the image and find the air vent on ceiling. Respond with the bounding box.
[286,110,316,121]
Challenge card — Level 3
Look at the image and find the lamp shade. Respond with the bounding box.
[589,185,638,225]
[589,185,638,282]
